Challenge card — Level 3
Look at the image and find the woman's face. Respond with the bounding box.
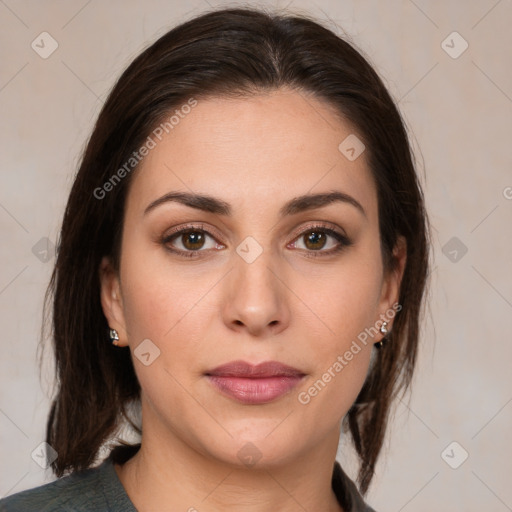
[100,88,405,468]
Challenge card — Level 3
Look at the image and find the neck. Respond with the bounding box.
[114,412,345,511]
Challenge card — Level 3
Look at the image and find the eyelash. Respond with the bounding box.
[160,222,353,259]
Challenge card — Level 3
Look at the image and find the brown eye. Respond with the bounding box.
[303,230,328,250]
[162,223,351,260]
[289,225,353,258]
[161,225,222,258]
[179,230,206,250]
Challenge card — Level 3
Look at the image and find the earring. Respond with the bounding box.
[374,321,389,349]
[109,328,120,346]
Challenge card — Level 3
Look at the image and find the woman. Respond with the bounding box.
[0,6,430,512]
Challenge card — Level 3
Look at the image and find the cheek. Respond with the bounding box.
[119,244,204,341]
[294,256,383,351]
[291,252,382,411]
[295,280,376,418]
[118,250,206,407]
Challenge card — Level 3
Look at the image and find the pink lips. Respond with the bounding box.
[205,360,305,405]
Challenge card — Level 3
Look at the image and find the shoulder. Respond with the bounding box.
[0,459,135,512]
[0,464,104,512]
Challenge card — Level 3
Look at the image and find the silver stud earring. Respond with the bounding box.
[374,321,389,349]
[109,328,120,346]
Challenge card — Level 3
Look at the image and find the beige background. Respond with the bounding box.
[1,0,511,510]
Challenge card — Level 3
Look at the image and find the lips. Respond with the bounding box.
[206,360,305,378]
[205,360,305,405]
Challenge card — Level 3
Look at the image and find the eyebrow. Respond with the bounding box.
[143,190,366,219]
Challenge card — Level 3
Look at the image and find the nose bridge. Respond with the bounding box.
[234,238,280,305]
[223,235,289,334]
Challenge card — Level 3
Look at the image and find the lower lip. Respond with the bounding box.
[206,375,304,404]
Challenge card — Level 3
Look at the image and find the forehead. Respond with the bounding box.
[126,89,377,221]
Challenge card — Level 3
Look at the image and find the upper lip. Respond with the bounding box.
[206,360,305,378]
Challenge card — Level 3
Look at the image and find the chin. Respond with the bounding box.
[200,421,308,470]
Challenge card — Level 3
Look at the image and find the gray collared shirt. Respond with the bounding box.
[0,458,376,511]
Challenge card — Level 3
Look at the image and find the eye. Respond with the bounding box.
[161,222,352,259]
[288,223,352,258]
[162,224,223,258]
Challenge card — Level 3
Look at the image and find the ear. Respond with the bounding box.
[99,256,128,346]
[376,235,407,337]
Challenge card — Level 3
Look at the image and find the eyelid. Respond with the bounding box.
[287,220,347,243]
[161,220,350,256]
[162,222,225,244]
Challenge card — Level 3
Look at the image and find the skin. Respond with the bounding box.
[100,88,406,512]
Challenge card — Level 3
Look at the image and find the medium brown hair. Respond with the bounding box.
[42,6,431,494]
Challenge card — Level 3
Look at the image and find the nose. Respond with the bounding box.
[221,247,291,337]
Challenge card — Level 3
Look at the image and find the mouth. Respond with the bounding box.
[205,360,306,405]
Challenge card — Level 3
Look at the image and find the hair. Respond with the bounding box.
[41,6,431,495]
